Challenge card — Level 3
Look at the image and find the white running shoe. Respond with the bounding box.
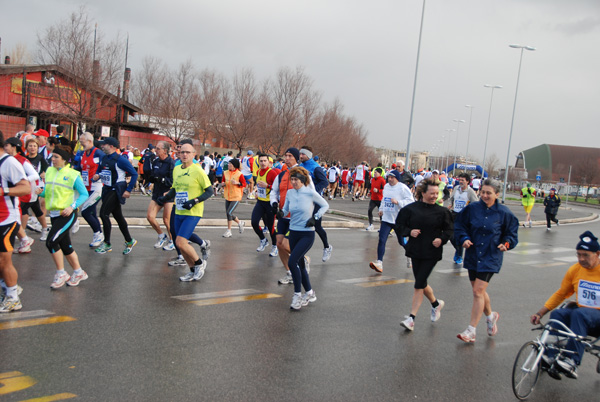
[168,256,187,267]
[290,293,302,310]
[322,245,333,262]
[154,234,168,249]
[301,290,317,306]
[365,224,374,231]
[257,238,269,252]
[238,221,245,234]
[369,260,383,273]
[71,219,80,234]
[67,270,89,287]
[89,232,105,248]
[400,316,414,331]
[269,245,279,257]
[163,240,175,251]
[40,227,51,241]
[179,271,195,282]
[18,237,34,254]
[487,312,500,336]
[200,240,211,260]
[278,272,293,285]
[457,327,477,343]
[51,271,71,289]
[222,230,232,238]
[192,261,206,281]
[431,300,445,322]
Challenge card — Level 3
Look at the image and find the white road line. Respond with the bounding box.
[172,288,260,301]
[0,310,55,321]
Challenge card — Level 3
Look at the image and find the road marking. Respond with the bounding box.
[0,310,55,321]
[172,289,259,301]
[516,261,567,268]
[20,393,77,401]
[512,247,572,255]
[357,279,414,287]
[0,316,76,331]
[190,293,281,306]
[554,256,578,263]
[0,371,37,395]
[338,276,396,284]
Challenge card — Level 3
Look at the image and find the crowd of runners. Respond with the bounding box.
[0,126,524,344]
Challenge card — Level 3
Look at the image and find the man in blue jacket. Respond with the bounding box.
[92,137,139,255]
[299,146,333,262]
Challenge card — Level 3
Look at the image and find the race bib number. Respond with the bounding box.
[257,186,267,199]
[100,171,112,186]
[578,280,600,308]
[454,199,466,212]
[82,171,89,187]
[176,191,188,211]
[381,197,394,211]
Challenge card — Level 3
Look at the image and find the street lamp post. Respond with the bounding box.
[444,128,455,173]
[482,84,502,177]
[502,44,536,203]
[452,119,465,174]
[464,105,474,163]
[405,0,426,170]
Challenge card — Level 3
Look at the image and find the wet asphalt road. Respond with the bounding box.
[1,195,600,401]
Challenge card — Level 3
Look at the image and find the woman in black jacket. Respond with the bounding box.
[543,188,561,230]
[396,178,454,331]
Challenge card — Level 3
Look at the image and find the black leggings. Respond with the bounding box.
[21,200,44,218]
[225,200,239,221]
[367,200,381,225]
[313,205,329,248]
[546,213,558,228]
[411,258,438,289]
[251,200,276,244]
[46,212,77,255]
[100,191,132,245]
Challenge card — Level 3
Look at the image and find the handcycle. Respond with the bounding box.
[511,312,600,400]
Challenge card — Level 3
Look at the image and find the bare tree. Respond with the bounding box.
[212,69,261,153]
[573,157,600,202]
[35,6,125,133]
[192,69,222,151]
[484,153,501,177]
[6,42,33,64]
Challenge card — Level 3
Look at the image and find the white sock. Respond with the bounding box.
[6,285,18,298]
[468,325,476,333]
[294,292,301,297]
[73,268,83,275]
[57,269,66,275]
[486,313,495,321]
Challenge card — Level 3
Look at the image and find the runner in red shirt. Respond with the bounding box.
[366,167,386,231]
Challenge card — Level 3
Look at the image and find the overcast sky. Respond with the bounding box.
[2,0,599,166]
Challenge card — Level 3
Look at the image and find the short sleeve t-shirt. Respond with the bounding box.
[172,164,212,217]
[0,154,28,225]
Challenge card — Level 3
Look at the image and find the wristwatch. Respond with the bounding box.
[2,187,9,196]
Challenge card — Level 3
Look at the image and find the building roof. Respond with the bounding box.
[0,64,142,113]
[517,144,600,183]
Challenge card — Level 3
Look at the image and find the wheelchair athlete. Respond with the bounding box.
[530,230,600,379]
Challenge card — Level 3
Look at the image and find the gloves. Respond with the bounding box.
[271,202,279,216]
[305,216,316,228]
[156,196,166,207]
[276,209,284,220]
[182,198,197,210]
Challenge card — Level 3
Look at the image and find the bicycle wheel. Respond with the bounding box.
[512,341,543,400]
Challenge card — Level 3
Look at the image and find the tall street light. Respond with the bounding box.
[501,44,536,203]
[464,105,474,163]
[404,0,426,171]
[482,84,502,178]
[444,128,455,172]
[452,119,465,174]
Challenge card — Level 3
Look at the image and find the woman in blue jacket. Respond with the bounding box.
[280,166,329,310]
[454,178,519,343]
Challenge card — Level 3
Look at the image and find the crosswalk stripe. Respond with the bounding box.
[512,247,572,255]
[338,276,396,284]
[0,316,76,331]
[554,256,578,263]
[357,279,414,287]
[190,293,281,306]
[0,310,55,321]
[19,393,77,401]
[173,289,259,301]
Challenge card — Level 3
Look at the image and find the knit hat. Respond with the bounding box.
[229,158,240,170]
[53,146,71,161]
[285,147,300,162]
[387,170,401,181]
[576,231,600,252]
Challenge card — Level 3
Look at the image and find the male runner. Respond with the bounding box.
[147,141,175,250]
[252,153,280,256]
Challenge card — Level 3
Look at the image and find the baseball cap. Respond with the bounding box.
[35,129,50,138]
[432,169,440,174]
[98,137,120,148]
[5,137,22,149]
